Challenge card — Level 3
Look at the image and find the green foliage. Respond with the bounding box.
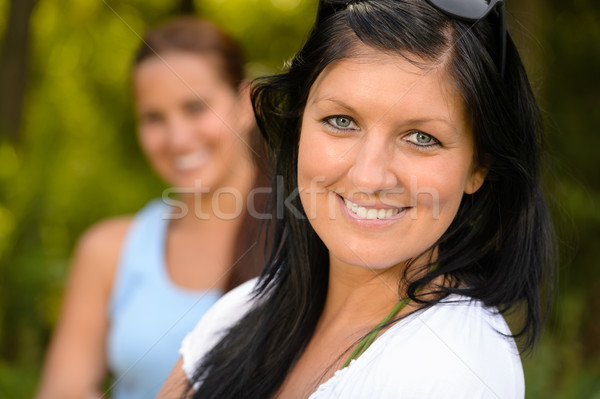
[0,0,599,398]
[0,0,315,397]
[518,1,600,397]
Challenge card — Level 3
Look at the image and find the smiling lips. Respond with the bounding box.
[342,197,406,220]
[174,150,210,171]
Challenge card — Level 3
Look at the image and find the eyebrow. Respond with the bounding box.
[311,96,356,112]
[311,96,456,128]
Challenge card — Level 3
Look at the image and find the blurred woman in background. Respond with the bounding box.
[37,17,268,399]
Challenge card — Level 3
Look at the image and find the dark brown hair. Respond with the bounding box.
[134,17,246,89]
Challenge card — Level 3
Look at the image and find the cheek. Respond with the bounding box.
[298,133,354,224]
[298,130,329,217]
[214,119,250,160]
[197,110,244,151]
[411,161,470,217]
[298,139,333,207]
[209,96,244,134]
[298,129,349,185]
[137,128,164,158]
[297,138,315,209]
[297,130,318,187]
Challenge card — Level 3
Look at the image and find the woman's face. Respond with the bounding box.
[297,47,486,273]
[134,52,253,191]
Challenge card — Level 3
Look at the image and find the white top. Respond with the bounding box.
[180,278,524,398]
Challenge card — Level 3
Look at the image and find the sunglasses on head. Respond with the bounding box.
[316,0,507,76]
[425,0,506,76]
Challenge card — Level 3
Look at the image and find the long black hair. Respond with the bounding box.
[185,1,554,397]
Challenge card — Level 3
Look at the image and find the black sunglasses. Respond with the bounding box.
[316,0,507,76]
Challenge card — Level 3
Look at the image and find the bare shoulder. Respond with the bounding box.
[36,216,136,399]
[75,216,133,260]
[69,216,135,290]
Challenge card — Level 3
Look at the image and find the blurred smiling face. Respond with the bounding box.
[133,52,253,192]
[297,46,486,273]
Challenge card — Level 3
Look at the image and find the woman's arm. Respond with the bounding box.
[157,278,260,398]
[35,218,131,399]
[157,357,190,398]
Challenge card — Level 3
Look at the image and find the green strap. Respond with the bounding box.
[339,265,438,369]
[340,296,411,369]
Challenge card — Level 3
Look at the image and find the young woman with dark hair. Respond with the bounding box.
[37,17,268,399]
[160,1,554,397]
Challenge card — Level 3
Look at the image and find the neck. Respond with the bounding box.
[320,252,443,333]
[319,257,406,331]
[166,170,257,231]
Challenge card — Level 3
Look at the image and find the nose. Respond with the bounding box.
[347,133,398,194]
[165,115,195,151]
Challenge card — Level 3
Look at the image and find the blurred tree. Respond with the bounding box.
[518,0,600,397]
[0,1,315,396]
[177,0,196,14]
[0,0,38,144]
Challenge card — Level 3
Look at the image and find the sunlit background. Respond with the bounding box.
[0,0,598,397]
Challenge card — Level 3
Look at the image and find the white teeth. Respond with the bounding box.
[367,208,378,219]
[343,198,402,220]
[357,206,367,218]
[174,151,209,171]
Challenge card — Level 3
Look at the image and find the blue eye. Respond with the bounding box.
[333,116,352,128]
[415,132,432,144]
[404,131,440,148]
[323,115,358,133]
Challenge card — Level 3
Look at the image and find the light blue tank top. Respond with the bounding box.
[106,200,222,399]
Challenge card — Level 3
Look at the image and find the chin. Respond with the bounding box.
[328,243,411,272]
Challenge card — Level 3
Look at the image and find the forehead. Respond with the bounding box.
[306,44,465,120]
[133,52,230,104]
[134,52,225,88]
